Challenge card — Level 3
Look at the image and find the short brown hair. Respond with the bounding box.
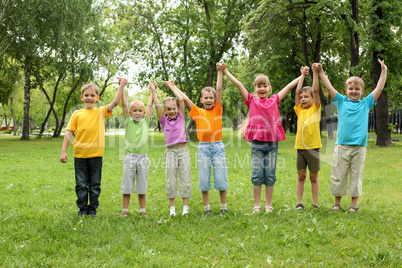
[81,83,99,95]
[345,76,364,91]
[201,86,216,97]
[300,86,313,97]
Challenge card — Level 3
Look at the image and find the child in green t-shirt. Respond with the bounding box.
[120,80,155,217]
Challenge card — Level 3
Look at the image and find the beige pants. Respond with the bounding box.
[165,147,191,199]
[331,145,367,197]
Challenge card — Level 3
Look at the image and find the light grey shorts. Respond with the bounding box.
[165,146,191,199]
[331,145,367,197]
[121,152,149,195]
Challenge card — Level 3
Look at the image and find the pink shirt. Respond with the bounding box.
[243,93,286,142]
[160,113,187,147]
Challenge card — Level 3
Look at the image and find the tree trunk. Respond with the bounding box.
[21,57,32,140]
[372,1,391,147]
[350,0,359,75]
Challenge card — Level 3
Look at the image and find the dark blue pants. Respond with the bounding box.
[74,157,102,215]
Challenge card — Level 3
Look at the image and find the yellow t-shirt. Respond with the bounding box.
[294,104,322,149]
[189,102,222,142]
[67,106,112,158]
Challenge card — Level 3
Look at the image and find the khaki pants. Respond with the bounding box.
[331,145,367,197]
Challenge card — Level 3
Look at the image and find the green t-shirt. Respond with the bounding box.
[123,114,150,154]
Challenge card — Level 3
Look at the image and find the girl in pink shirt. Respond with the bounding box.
[222,63,307,214]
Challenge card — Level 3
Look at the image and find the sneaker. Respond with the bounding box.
[139,212,149,216]
[203,210,212,215]
[78,210,86,217]
[121,211,129,217]
[220,209,228,215]
[89,213,96,218]
[182,208,189,216]
[170,210,177,217]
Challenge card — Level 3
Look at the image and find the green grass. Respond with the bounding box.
[0,131,401,267]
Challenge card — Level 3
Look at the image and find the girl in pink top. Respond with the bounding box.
[222,63,307,214]
[151,81,191,217]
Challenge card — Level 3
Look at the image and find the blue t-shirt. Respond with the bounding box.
[332,92,376,146]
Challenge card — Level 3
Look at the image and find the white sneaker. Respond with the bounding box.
[170,210,177,216]
[182,208,189,216]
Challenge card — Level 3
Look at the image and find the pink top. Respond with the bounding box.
[243,93,286,142]
[160,113,187,147]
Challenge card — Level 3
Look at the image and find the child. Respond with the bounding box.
[175,63,228,215]
[222,63,305,214]
[152,80,191,216]
[317,59,387,213]
[60,80,125,218]
[120,80,154,217]
[294,65,321,210]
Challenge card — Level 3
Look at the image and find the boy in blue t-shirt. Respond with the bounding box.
[317,59,387,213]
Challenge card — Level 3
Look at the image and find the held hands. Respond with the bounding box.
[216,62,227,71]
[312,63,322,73]
[149,81,157,91]
[164,79,175,89]
[300,66,309,76]
[378,59,387,72]
[119,77,128,87]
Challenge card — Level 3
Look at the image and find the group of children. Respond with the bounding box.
[60,59,387,217]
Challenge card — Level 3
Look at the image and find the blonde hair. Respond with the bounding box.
[201,86,216,97]
[129,99,145,110]
[163,97,178,106]
[81,83,99,95]
[237,74,272,138]
[345,76,364,90]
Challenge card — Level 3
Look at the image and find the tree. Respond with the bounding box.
[3,0,95,140]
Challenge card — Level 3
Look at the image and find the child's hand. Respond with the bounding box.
[60,152,68,163]
[164,79,175,89]
[301,66,309,76]
[378,59,387,72]
[149,82,156,91]
[119,77,128,86]
[312,63,322,73]
[153,81,158,89]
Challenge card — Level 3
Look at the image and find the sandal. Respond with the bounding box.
[348,206,359,213]
[121,211,129,217]
[313,204,320,210]
[251,206,261,214]
[330,204,341,212]
[265,206,273,213]
[295,203,304,210]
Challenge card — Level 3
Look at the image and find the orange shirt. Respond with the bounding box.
[189,102,222,142]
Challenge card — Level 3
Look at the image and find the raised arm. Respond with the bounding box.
[278,75,302,101]
[146,83,154,120]
[216,62,224,106]
[171,82,194,110]
[165,80,185,115]
[317,64,338,101]
[221,63,249,101]
[312,64,320,107]
[107,77,126,112]
[60,130,73,163]
[150,82,163,121]
[372,59,388,102]
[120,78,129,117]
[295,66,309,106]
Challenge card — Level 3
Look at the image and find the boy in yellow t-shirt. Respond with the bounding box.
[60,80,125,218]
[175,63,228,215]
[294,64,321,210]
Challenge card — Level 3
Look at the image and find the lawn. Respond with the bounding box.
[0,131,401,267]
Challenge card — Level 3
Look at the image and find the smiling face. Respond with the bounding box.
[346,82,363,101]
[200,89,216,110]
[81,88,99,109]
[129,100,145,122]
[254,83,271,99]
[163,99,179,119]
